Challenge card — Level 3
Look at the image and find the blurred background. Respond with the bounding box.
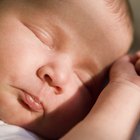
[129,0,140,52]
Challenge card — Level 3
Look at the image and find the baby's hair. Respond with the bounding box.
[104,0,133,32]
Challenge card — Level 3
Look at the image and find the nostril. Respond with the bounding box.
[44,74,52,84]
[54,86,62,95]
[44,75,62,95]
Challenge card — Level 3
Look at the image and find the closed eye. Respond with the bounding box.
[23,23,54,49]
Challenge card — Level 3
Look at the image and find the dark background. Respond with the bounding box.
[129,0,140,52]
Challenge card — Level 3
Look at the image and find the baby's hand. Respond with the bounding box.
[135,51,140,75]
[110,54,140,90]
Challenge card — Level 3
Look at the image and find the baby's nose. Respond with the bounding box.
[37,54,72,89]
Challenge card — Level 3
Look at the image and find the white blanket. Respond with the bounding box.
[0,121,43,140]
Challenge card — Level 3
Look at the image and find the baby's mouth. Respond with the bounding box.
[10,85,44,112]
[21,93,43,112]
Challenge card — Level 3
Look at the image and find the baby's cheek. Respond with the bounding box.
[135,59,140,75]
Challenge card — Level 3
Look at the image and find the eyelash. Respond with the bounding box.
[32,29,53,50]
[24,23,53,49]
[34,30,50,45]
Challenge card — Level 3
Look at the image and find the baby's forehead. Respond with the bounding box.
[26,0,131,52]
[26,0,130,26]
[32,0,130,31]
[21,0,131,63]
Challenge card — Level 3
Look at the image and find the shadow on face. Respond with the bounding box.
[21,66,109,140]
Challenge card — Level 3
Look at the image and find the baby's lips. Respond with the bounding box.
[23,93,43,112]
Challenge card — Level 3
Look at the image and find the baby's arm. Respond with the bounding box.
[61,55,140,140]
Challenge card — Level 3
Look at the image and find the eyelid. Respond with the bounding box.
[24,24,54,49]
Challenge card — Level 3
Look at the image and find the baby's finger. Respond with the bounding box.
[110,55,137,77]
[135,59,140,75]
[129,54,139,64]
[110,55,140,88]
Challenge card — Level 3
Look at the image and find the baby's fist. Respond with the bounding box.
[135,51,140,75]
[110,54,140,88]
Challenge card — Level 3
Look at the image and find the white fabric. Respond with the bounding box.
[0,121,44,140]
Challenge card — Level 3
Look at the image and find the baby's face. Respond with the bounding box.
[0,0,132,139]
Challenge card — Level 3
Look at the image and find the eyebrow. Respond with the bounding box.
[104,0,132,25]
[104,0,124,15]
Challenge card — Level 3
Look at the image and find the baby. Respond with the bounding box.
[0,0,139,140]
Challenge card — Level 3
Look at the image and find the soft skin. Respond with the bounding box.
[62,55,140,140]
[0,0,132,139]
